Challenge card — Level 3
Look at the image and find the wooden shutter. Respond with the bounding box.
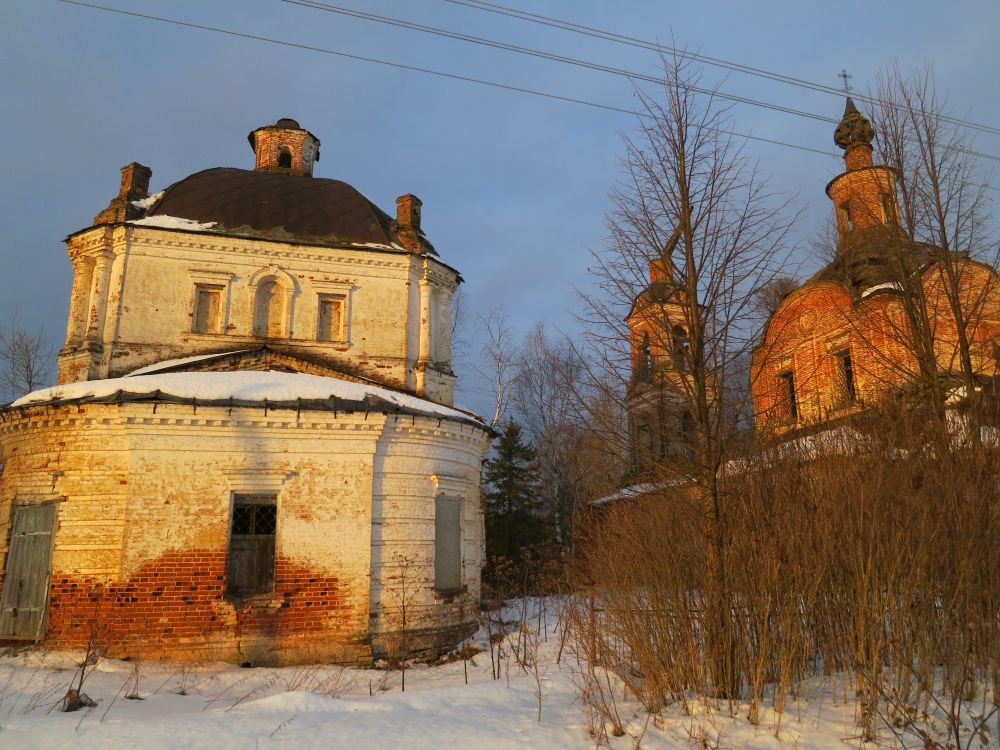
[0,503,57,639]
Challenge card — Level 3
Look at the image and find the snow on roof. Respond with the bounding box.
[860,281,904,298]
[127,218,415,253]
[126,350,255,376]
[130,190,164,211]
[358,241,407,252]
[10,371,485,426]
[593,426,875,506]
[129,215,217,231]
[590,483,664,506]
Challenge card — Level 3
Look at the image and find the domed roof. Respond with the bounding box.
[146,167,402,248]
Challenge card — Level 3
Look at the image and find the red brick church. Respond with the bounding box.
[751,99,1000,434]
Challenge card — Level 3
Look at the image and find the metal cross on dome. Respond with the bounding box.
[838,69,853,94]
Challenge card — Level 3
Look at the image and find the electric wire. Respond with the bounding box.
[53,0,838,158]
[437,0,1000,139]
[284,0,842,127]
[53,0,1000,192]
[282,0,1000,165]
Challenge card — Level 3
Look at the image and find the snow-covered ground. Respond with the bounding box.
[0,602,991,749]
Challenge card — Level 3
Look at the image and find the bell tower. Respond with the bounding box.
[248,118,320,177]
[625,252,696,477]
[826,98,901,242]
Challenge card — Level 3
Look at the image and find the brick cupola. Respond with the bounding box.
[826,98,900,242]
[248,118,320,177]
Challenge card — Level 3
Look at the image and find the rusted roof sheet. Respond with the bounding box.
[147,167,402,248]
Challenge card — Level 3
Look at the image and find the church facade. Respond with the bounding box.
[618,98,1000,477]
[0,119,491,664]
[751,100,1000,435]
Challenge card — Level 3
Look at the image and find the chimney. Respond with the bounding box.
[94,162,153,225]
[395,194,423,251]
[118,162,152,201]
[396,194,422,231]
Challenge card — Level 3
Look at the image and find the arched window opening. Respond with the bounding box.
[634,331,653,381]
[254,279,285,338]
[838,201,854,232]
[278,146,292,169]
[671,325,689,372]
[881,192,896,224]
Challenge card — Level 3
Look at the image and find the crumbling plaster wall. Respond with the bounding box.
[58,226,459,404]
[0,402,488,664]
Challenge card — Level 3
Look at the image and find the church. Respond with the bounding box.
[0,118,491,665]
[618,97,1000,481]
[751,100,1000,434]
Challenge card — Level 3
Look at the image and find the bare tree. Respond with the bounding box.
[751,275,798,318]
[0,311,54,401]
[385,552,422,692]
[809,212,841,266]
[511,323,590,553]
[860,65,999,422]
[580,52,796,697]
[475,307,517,428]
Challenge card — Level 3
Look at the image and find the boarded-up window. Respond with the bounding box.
[434,496,462,591]
[193,285,223,334]
[0,503,57,639]
[316,294,345,341]
[227,494,276,598]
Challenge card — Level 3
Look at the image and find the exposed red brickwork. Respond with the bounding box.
[828,166,897,233]
[844,144,873,171]
[250,122,319,177]
[93,163,152,225]
[752,263,1000,434]
[44,548,369,664]
[751,102,1000,435]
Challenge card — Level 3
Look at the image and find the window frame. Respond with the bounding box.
[192,284,225,334]
[778,369,798,421]
[838,201,854,232]
[316,293,346,342]
[226,493,278,600]
[833,348,857,404]
[434,495,463,593]
[187,270,234,337]
[277,145,293,169]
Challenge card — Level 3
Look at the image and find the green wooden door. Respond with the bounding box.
[0,503,57,639]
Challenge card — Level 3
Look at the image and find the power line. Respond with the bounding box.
[51,0,1000,197]
[285,0,841,127]
[284,0,1000,166]
[53,0,837,159]
[437,0,1000,139]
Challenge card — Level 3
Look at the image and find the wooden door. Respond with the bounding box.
[0,503,57,639]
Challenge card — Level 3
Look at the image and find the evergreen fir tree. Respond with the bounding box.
[482,419,546,569]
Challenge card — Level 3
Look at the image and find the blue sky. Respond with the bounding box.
[3,0,999,413]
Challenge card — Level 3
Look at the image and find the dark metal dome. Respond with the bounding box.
[147,167,403,247]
